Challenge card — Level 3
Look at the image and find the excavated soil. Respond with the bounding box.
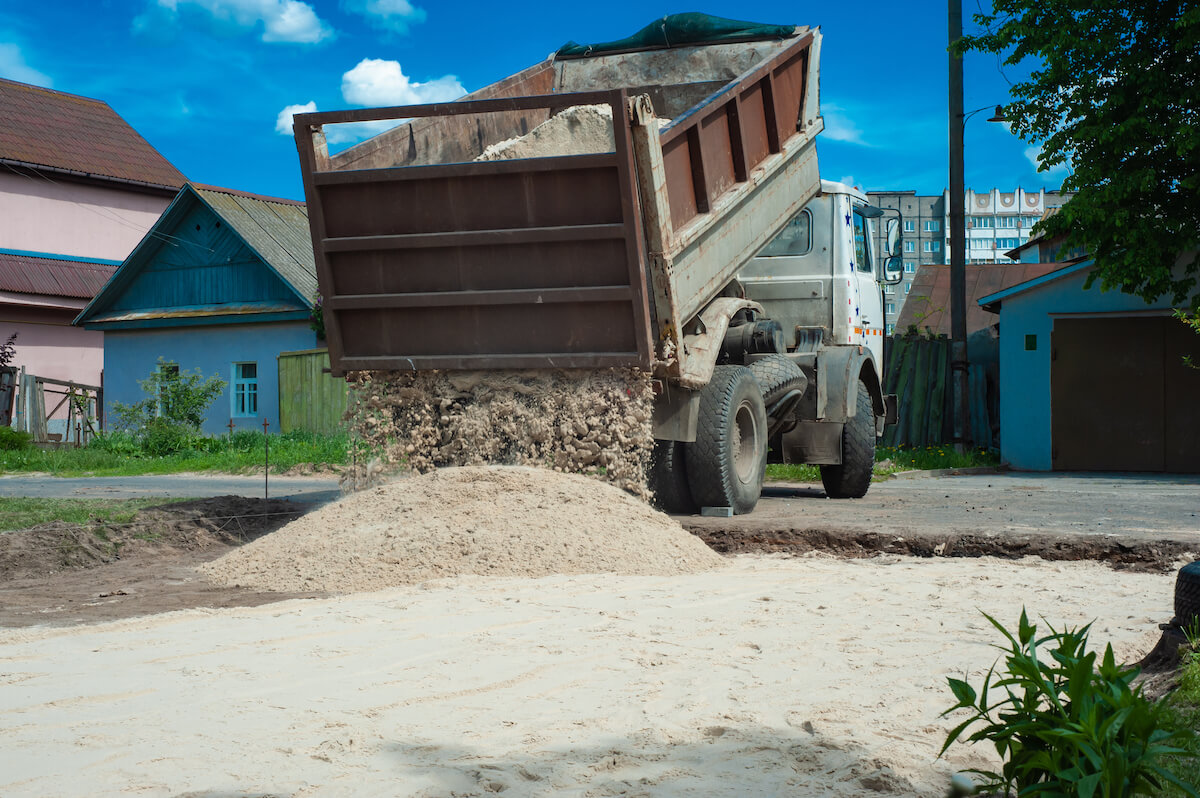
[201,466,723,594]
[344,368,655,497]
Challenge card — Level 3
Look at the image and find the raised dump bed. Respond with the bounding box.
[295,19,823,381]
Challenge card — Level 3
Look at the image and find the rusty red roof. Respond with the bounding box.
[0,251,118,299]
[0,78,185,190]
[895,262,1067,336]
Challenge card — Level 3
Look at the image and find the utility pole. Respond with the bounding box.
[948,0,969,450]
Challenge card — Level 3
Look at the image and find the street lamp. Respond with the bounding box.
[948,2,1004,451]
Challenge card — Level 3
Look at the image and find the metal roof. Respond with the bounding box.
[895,262,1068,336]
[0,250,118,299]
[190,184,317,300]
[0,78,185,190]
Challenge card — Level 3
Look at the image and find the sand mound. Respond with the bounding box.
[476,104,615,160]
[199,466,722,593]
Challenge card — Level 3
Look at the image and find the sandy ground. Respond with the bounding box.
[0,553,1172,798]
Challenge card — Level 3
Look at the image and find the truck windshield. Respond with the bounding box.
[758,209,812,257]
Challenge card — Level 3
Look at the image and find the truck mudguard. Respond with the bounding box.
[816,345,884,424]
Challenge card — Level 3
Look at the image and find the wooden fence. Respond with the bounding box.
[881,332,998,450]
[277,349,349,435]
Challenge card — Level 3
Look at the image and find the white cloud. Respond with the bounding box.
[341,0,426,34]
[0,43,52,87]
[836,175,857,189]
[1023,144,1070,179]
[821,103,869,146]
[137,0,333,44]
[276,100,317,134]
[341,58,464,106]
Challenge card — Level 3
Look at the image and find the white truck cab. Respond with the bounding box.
[736,180,903,497]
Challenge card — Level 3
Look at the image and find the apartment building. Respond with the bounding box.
[867,187,1072,333]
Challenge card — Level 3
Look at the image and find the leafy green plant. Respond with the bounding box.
[0,425,32,451]
[0,331,17,367]
[110,359,226,454]
[941,609,1199,797]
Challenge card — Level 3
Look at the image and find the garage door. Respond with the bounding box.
[1051,316,1200,472]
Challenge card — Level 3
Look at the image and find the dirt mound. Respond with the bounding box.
[345,368,654,497]
[199,466,723,593]
[0,496,307,582]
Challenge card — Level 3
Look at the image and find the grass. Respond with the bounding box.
[0,497,187,532]
[1158,627,1200,796]
[0,430,348,477]
[765,444,1001,483]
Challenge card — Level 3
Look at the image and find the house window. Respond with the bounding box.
[885,323,895,335]
[904,240,915,253]
[1024,334,1037,351]
[924,220,941,232]
[973,216,994,228]
[884,284,896,294]
[903,220,915,232]
[997,216,1017,229]
[923,240,940,252]
[886,302,896,314]
[904,261,916,273]
[232,362,258,417]
[904,282,912,294]
[997,237,1020,250]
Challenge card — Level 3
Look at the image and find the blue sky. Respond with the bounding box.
[1,0,1068,201]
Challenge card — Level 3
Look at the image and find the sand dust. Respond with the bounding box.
[1,554,1174,797]
[200,465,720,593]
[345,368,655,497]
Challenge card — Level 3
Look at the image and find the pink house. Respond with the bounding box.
[0,78,185,416]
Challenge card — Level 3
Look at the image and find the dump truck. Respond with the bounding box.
[293,14,902,515]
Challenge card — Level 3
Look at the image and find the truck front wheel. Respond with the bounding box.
[820,377,875,499]
[685,365,767,515]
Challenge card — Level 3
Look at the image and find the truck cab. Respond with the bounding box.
[736,180,903,495]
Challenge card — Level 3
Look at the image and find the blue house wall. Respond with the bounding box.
[104,322,317,435]
[992,264,1177,470]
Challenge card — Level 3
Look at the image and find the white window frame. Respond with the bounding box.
[923,240,941,252]
[886,302,896,314]
[903,220,915,232]
[904,261,916,273]
[232,362,259,418]
[923,220,941,232]
[903,240,915,253]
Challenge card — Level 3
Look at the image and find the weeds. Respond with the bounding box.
[941,609,1199,797]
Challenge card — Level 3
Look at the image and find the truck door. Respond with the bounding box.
[851,211,885,366]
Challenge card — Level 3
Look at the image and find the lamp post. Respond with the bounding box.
[948,2,1004,450]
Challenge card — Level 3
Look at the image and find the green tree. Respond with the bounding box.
[110,359,226,454]
[957,2,1200,309]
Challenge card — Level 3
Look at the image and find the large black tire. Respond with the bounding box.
[749,354,807,406]
[820,377,875,499]
[649,439,697,515]
[685,365,768,515]
[1175,561,1200,624]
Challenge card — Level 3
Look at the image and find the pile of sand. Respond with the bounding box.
[199,466,721,593]
[476,104,616,160]
[345,368,654,497]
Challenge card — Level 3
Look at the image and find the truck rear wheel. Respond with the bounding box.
[649,440,697,514]
[685,365,767,515]
[749,354,807,406]
[820,377,875,499]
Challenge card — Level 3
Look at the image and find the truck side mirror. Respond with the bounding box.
[882,255,904,285]
[885,217,902,257]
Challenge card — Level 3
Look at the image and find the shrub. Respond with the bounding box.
[941,609,1199,797]
[0,425,32,451]
[110,359,225,455]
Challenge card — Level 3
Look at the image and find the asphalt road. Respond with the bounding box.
[0,473,341,504]
[2,469,1197,544]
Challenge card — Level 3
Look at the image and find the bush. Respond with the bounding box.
[941,609,1199,797]
[110,359,225,455]
[88,431,140,456]
[0,426,32,451]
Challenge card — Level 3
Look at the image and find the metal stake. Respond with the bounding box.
[262,418,270,499]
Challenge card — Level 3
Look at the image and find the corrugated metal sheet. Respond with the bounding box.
[0,251,117,298]
[191,185,317,300]
[0,78,185,189]
[896,262,1066,336]
[87,302,304,323]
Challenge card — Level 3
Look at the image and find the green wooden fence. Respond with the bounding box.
[881,332,998,450]
[277,349,349,435]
